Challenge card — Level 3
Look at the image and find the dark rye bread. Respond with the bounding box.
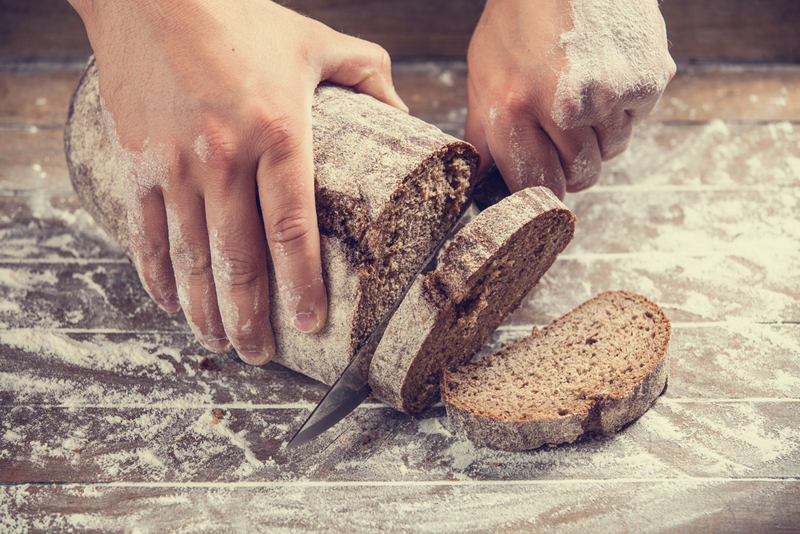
[369,187,576,414]
[65,56,478,386]
[441,291,671,451]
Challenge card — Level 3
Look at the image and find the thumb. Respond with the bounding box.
[477,99,566,199]
[319,32,408,113]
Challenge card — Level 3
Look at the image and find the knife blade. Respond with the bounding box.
[286,167,509,449]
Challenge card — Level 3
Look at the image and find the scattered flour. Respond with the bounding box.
[72,267,111,305]
[0,329,177,376]
[2,72,798,532]
[0,266,58,291]
[191,410,270,477]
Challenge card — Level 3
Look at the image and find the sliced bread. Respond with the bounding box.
[65,56,478,386]
[369,187,576,413]
[441,291,671,451]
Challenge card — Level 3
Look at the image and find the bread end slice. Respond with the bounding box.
[442,291,671,451]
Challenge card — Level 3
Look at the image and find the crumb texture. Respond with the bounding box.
[369,187,576,413]
[442,291,671,451]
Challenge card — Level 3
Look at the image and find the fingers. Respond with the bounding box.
[255,108,328,336]
[465,84,493,179]
[467,80,613,196]
[543,125,603,193]
[320,32,409,113]
[162,190,231,355]
[124,184,179,313]
[593,111,633,161]
[202,141,276,365]
[492,121,567,200]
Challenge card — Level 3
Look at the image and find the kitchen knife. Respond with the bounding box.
[286,167,509,449]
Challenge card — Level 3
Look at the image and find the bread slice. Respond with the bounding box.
[369,187,576,413]
[441,291,671,451]
[65,56,478,386]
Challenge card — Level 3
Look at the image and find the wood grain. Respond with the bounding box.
[1,60,799,531]
[4,481,798,533]
[1,0,799,62]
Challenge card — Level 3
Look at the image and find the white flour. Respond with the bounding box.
[553,0,675,129]
[3,99,800,531]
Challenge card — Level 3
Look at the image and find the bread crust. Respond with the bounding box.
[441,291,671,451]
[369,187,576,413]
[65,57,479,386]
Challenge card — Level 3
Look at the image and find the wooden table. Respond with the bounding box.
[1,59,799,532]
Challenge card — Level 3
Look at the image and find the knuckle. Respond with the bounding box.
[171,244,212,279]
[212,246,263,289]
[267,207,314,249]
[255,113,303,168]
[501,88,538,120]
[371,43,392,74]
[199,124,241,169]
[130,233,169,265]
[489,88,542,135]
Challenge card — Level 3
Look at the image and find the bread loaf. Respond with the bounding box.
[65,57,478,386]
[441,291,671,451]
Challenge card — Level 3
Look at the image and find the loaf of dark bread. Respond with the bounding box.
[65,56,478,387]
[442,291,671,451]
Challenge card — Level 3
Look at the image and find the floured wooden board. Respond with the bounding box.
[1,62,799,532]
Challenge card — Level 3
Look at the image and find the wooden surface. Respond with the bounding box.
[2,0,800,62]
[1,58,799,532]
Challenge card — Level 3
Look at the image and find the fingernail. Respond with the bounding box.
[200,337,231,353]
[159,300,181,313]
[294,311,320,334]
[239,350,271,366]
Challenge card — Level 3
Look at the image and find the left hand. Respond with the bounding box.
[466,0,676,198]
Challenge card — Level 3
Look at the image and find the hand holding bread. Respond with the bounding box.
[66,0,408,364]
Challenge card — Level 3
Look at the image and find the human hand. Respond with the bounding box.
[70,0,407,364]
[465,0,675,198]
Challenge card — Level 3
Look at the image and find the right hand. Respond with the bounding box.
[70,0,408,364]
[466,0,675,198]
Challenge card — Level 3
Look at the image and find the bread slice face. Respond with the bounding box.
[65,57,478,386]
[441,291,671,451]
[369,187,576,413]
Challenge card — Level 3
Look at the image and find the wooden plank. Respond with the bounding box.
[599,121,800,187]
[563,188,800,254]
[0,261,187,331]
[2,63,796,132]
[0,0,91,60]
[0,195,121,262]
[1,402,798,484]
[511,254,800,326]
[0,331,326,408]
[649,65,800,123]
[661,0,800,63]
[2,0,800,62]
[1,121,798,246]
[0,67,81,126]
[3,242,796,330]
[2,480,797,533]
[0,128,74,193]
[2,323,797,409]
